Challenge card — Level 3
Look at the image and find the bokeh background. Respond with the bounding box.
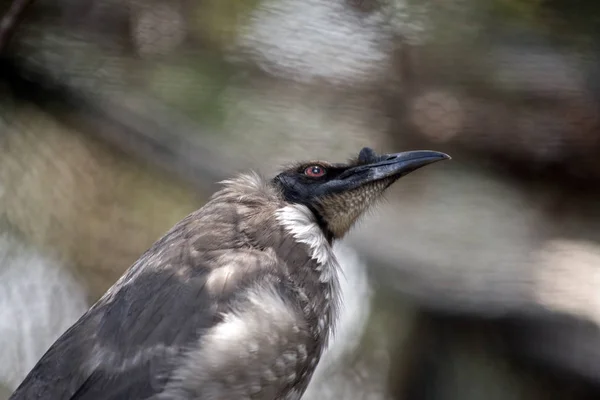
[2,0,600,398]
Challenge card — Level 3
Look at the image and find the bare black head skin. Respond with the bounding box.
[9,147,449,400]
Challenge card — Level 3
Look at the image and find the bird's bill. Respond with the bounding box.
[313,149,450,238]
[336,150,451,188]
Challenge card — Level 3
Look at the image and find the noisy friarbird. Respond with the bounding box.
[10,147,449,400]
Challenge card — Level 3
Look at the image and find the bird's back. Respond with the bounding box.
[9,174,336,400]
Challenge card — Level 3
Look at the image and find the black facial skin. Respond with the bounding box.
[271,147,450,241]
[272,147,450,208]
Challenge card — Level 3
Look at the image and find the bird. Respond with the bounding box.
[9,147,449,400]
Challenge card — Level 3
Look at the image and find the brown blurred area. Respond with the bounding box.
[2,0,600,398]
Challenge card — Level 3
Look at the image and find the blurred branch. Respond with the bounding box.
[0,0,34,52]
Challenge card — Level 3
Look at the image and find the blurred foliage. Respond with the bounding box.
[192,0,262,48]
[146,54,235,127]
[0,114,201,300]
[489,0,544,23]
[3,0,600,398]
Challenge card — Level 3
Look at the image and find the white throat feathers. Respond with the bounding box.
[275,204,342,341]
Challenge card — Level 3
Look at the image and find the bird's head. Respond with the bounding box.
[272,147,450,240]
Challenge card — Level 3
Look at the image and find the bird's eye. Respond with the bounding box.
[304,165,326,178]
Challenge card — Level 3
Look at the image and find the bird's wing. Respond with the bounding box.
[9,256,218,400]
[9,234,313,399]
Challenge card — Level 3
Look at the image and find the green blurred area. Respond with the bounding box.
[2,0,600,398]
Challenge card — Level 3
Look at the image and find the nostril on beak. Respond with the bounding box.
[385,155,398,161]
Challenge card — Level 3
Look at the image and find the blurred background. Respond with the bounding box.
[2,0,600,398]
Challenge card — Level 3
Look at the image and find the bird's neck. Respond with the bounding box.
[303,204,335,244]
[211,174,341,342]
[275,204,341,343]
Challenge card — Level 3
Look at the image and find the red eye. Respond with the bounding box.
[304,165,326,177]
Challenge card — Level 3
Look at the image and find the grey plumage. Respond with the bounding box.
[9,147,449,400]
